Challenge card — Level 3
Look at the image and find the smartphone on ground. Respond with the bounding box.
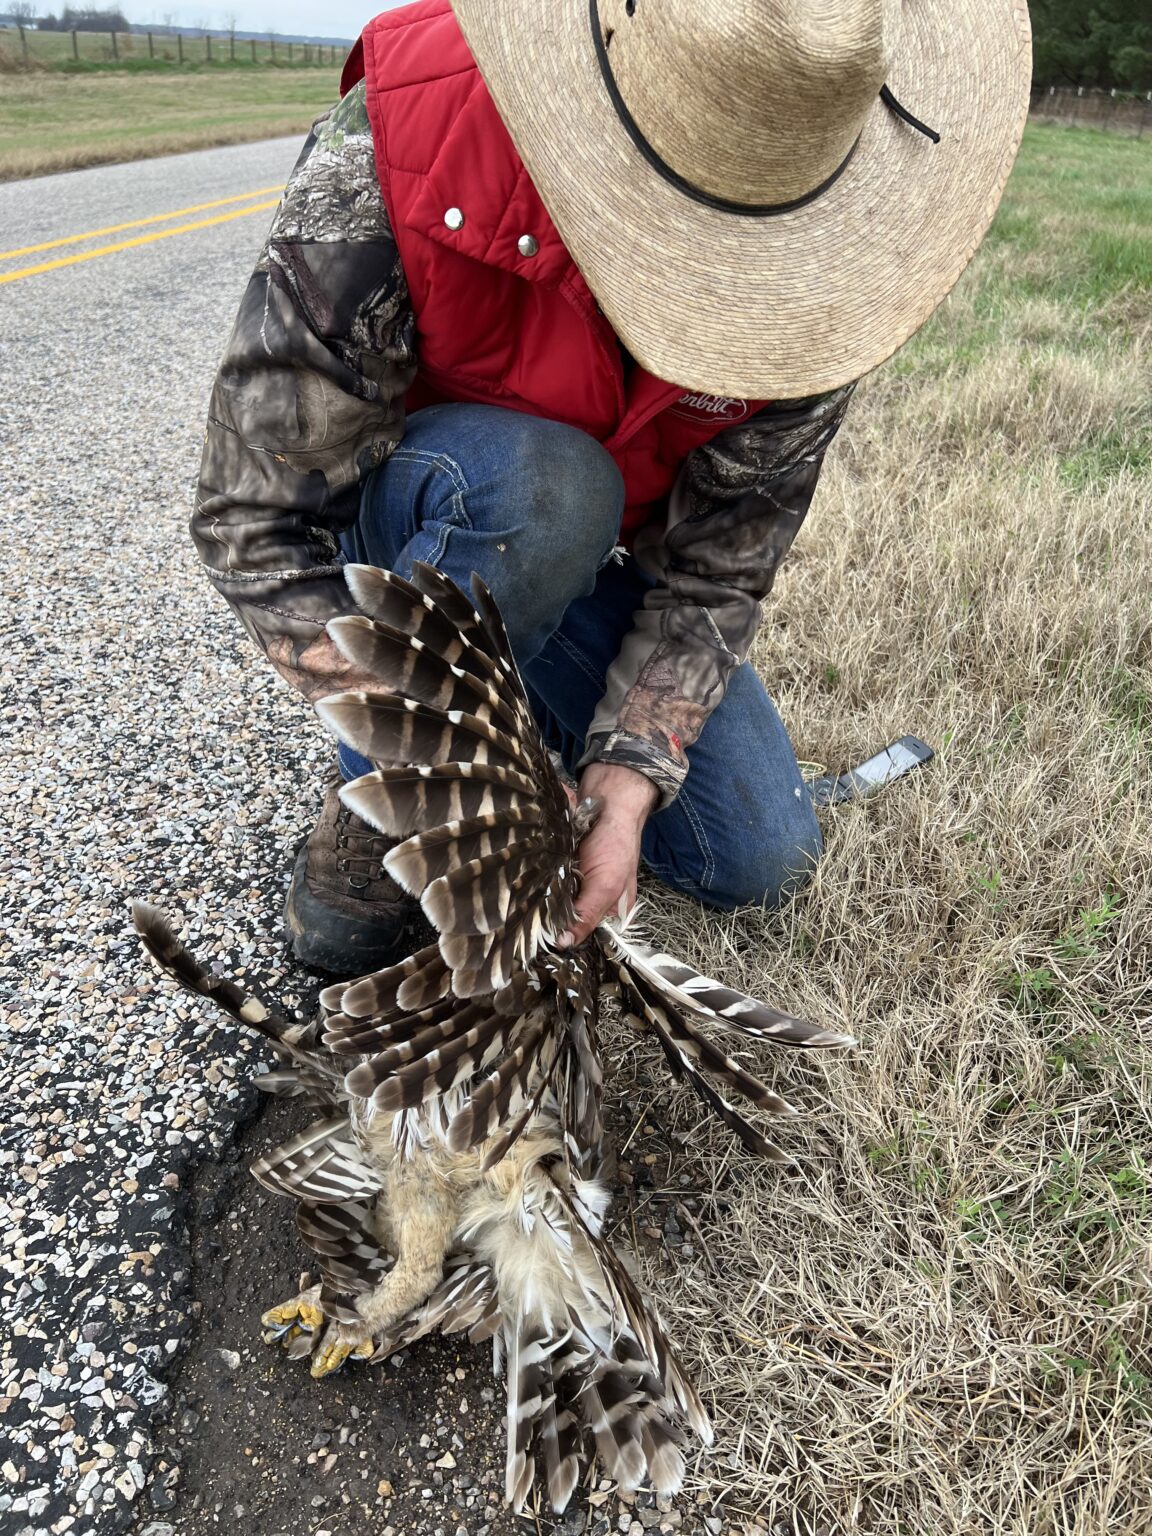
[809,735,935,808]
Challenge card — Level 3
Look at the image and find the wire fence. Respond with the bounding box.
[0,25,348,69]
[1030,85,1152,138]
[3,32,1149,122]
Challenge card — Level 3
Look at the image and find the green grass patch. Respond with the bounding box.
[1059,430,1152,490]
[899,123,1152,376]
[0,66,342,180]
[47,55,336,75]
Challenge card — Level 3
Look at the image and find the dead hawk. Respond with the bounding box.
[134,561,853,1510]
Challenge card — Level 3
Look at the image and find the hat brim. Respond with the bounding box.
[450,0,1032,398]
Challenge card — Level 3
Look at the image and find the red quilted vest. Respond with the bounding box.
[342,0,767,540]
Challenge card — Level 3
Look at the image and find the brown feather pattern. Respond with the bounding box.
[340,762,538,839]
[296,1199,391,1295]
[135,562,854,1512]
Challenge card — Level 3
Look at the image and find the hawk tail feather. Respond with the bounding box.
[131,901,317,1054]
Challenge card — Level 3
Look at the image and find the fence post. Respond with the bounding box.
[230,31,235,60]
[288,40,293,60]
[177,30,183,62]
[250,37,256,62]
[205,32,211,61]
[110,29,118,60]
[147,30,153,57]
[72,28,78,59]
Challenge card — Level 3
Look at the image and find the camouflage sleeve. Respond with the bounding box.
[191,81,416,699]
[579,386,855,806]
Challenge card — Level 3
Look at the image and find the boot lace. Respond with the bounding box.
[334,805,393,893]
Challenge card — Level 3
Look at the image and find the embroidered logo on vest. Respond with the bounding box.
[669,392,750,425]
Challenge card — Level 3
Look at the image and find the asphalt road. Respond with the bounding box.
[0,139,710,1536]
[0,137,370,1536]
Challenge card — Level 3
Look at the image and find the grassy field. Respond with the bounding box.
[0,65,341,180]
[608,122,1152,1534]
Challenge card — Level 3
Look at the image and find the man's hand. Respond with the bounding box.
[559,762,660,947]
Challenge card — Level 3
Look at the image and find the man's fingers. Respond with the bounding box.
[565,870,622,946]
[557,769,650,949]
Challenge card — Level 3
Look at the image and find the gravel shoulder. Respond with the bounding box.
[0,140,328,1536]
[0,144,731,1536]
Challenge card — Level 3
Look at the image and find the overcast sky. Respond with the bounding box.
[123,0,404,40]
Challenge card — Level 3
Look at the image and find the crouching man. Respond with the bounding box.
[192,0,1030,974]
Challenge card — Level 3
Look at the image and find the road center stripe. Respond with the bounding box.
[0,186,285,263]
[0,199,282,286]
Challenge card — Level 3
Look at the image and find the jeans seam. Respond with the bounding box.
[389,446,474,533]
[643,855,676,880]
[673,786,716,892]
[549,631,607,692]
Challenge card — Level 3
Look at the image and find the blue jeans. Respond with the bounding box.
[339,404,821,910]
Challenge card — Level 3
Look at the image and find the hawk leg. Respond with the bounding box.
[262,1170,460,1378]
[310,1171,460,1375]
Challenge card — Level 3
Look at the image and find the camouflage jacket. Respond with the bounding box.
[193,85,854,805]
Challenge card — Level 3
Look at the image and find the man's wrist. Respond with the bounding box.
[578,761,661,822]
[579,729,686,811]
[267,630,380,707]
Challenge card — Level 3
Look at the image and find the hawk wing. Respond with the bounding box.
[135,565,857,1509]
[315,562,598,1172]
[316,561,853,1167]
[316,562,579,997]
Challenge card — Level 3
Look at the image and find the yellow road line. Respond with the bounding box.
[0,199,282,286]
[0,185,285,262]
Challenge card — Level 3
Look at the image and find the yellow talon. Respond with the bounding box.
[310,1335,374,1378]
[261,1290,375,1374]
[261,1295,324,1333]
[311,1340,350,1378]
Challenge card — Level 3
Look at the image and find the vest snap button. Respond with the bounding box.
[517,234,539,258]
[444,207,465,231]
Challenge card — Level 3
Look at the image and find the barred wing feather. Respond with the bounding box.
[295,1199,391,1296]
[250,1117,382,1204]
[604,930,854,1160]
[613,934,856,1049]
[316,563,579,997]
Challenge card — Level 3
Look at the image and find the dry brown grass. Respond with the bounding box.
[605,125,1152,1536]
[0,67,341,181]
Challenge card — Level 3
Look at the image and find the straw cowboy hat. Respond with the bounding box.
[450,0,1033,398]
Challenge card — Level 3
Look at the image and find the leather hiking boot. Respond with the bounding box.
[285,777,423,976]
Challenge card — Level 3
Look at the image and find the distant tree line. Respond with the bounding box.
[3,7,349,44]
[8,1,1150,90]
[35,7,129,30]
[1031,0,1152,91]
